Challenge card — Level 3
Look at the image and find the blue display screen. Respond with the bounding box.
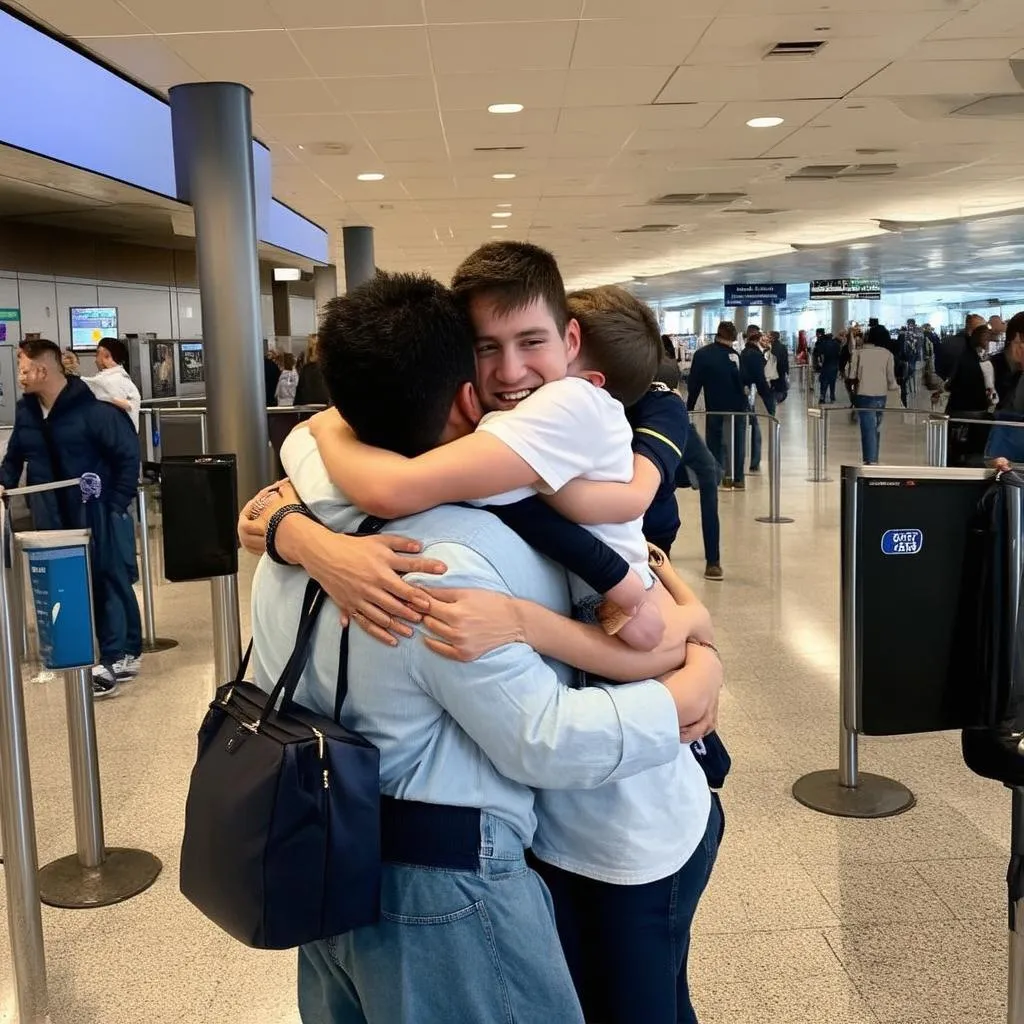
[70,307,118,349]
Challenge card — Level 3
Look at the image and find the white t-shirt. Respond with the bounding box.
[82,365,141,431]
[475,376,653,595]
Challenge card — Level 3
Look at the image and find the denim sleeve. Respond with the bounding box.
[486,496,630,593]
[405,543,680,790]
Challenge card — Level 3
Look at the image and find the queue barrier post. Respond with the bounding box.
[756,417,794,524]
[807,408,831,483]
[16,501,163,908]
[925,415,949,468]
[136,484,178,653]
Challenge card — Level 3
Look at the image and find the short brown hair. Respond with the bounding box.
[567,286,660,407]
[716,322,737,343]
[451,241,568,335]
[280,352,296,370]
[1006,311,1024,346]
[19,338,62,366]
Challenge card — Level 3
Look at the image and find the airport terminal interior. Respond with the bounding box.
[2,0,1024,1022]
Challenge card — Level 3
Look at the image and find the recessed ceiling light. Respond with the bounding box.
[492,172,517,180]
[488,103,524,114]
[357,172,385,181]
[297,144,304,150]
[496,203,512,208]
[492,211,512,218]
[491,224,509,230]
[746,116,785,129]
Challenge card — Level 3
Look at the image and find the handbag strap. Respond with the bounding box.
[333,514,389,723]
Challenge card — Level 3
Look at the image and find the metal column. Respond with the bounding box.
[271,278,291,338]
[343,226,375,292]
[169,82,271,507]
[691,303,707,342]
[756,418,794,524]
[761,305,778,332]
[136,486,178,653]
[832,298,851,336]
[732,306,748,333]
[210,573,241,686]
[0,504,49,1023]
[313,264,338,325]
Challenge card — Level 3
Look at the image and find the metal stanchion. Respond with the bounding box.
[210,573,241,686]
[16,524,162,909]
[756,417,794,524]
[136,486,178,653]
[925,414,949,467]
[0,503,50,1023]
[11,540,30,662]
[792,467,916,818]
[807,408,831,483]
[199,412,208,456]
[725,412,737,484]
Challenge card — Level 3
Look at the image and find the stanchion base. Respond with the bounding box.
[807,476,834,484]
[39,847,162,908]
[792,770,915,818]
[142,637,179,653]
[756,516,795,524]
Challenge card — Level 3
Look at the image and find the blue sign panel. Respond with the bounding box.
[26,544,95,670]
[724,283,787,307]
[881,529,923,555]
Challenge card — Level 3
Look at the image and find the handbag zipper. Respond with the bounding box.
[311,727,329,790]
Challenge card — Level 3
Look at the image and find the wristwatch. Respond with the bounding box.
[265,503,313,565]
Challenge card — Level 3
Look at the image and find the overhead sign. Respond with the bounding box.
[0,308,20,322]
[810,278,882,300]
[724,283,787,306]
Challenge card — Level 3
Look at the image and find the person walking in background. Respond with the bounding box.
[294,334,330,407]
[768,331,789,405]
[81,337,141,431]
[686,321,748,490]
[946,324,994,466]
[813,328,841,404]
[739,326,776,474]
[263,346,281,407]
[275,352,299,407]
[848,324,897,465]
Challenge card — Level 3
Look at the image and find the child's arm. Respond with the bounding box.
[546,453,661,524]
[307,409,541,519]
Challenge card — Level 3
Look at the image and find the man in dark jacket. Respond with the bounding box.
[813,329,842,404]
[937,313,985,381]
[739,326,776,473]
[0,339,142,698]
[769,331,789,404]
[686,321,748,488]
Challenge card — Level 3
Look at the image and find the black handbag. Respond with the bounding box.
[179,577,381,949]
[692,730,732,790]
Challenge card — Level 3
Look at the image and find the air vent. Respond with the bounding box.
[764,40,827,59]
[856,147,897,155]
[786,163,898,180]
[472,145,526,152]
[649,192,747,206]
[619,224,678,233]
[720,208,784,215]
[305,141,352,156]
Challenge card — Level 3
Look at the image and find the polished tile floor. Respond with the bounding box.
[0,385,1010,1023]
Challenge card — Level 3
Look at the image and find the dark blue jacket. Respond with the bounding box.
[739,342,776,414]
[0,376,139,530]
[686,342,747,413]
[813,335,842,372]
[627,385,690,544]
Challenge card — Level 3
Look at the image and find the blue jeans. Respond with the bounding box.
[92,506,143,663]
[704,414,745,484]
[819,369,838,403]
[854,394,887,464]
[748,414,762,471]
[682,432,722,565]
[533,796,723,1024]
[297,814,583,1024]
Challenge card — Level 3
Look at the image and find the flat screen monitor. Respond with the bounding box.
[69,307,117,349]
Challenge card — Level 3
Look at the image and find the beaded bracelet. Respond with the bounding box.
[265,503,313,566]
[687,638,720,659]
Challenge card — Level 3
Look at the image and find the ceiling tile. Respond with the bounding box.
[442,107,561,135]
[18,0,149,35]
[853,58,1023,96]
[905,37,1024,59]
[658,61,886,103]
[353,111,444,141]
[447,133,556,160]
[572,18,712,68]
[436,70,569,111]
[563,67,676,107]
[720,0,969,10]
[256,113,359,144]
[164,30,311,80]
[557,103,724,132]
[428,22,578,75]
[324,76,437,112]
[373,137,450,162]
[582,0,727,16]
[292,26,431,77]
[79,35,203,93]
[267,0,424,28]
[249,79,338,117]
[122,0,281,33]
[926,0,1024,40]
[426,0,582,21]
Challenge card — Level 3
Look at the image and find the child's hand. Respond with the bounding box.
[418,587,525,661]
[308,407,353,442]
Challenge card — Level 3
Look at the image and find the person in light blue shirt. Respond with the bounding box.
[247,272,722,1024]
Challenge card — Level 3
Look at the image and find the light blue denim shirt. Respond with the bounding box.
[250,429,682,847]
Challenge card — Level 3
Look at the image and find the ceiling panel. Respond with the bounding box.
[324,75,436,112]
[266,0,425,29]
[164,30,310,80]
[557,103,723,132]
[11,0,149,35]
[926,0,1024,40]
[563,66,675,106]
[79,35,202,93]
[257,113,360,144]
[428,22,578,75]
[904,36,1024,59]
[249,79,337,117]
[436,70,569,110]
[658,61,887,103]
[426,0,583,22]
[352,111,445,141]
[443,107,561,135]
[582,0,727,17]
[853,58,1023,95]
[571,17,711,68]
[720,0,976,10]
[124,0,281,33]
[292,26,432,77]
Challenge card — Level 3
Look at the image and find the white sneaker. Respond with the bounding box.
[115,655,142,679]
[92,664,120,699]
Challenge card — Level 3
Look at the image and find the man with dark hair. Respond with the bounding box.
[937,312,985,381]
[685,322,748,489]
[992,311,1024,410]
[0,339,142,697]
[82,336,141,430]
[813,327,841,404]
[739,325,776,473]
[246,271,721,1024]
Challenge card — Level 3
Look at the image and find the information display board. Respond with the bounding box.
[70,307,117,349]
[20,530,95,670]
[810,278,881,300]
[724,283,787,306]
[178,342,204,384]
[846,467,994,735]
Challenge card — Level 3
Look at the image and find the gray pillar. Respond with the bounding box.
[170,82,271,505]
[692,303,707,340]
[832,299,850,335]
[313,264,338,325]
[733,306,748,332]
[272,279,291,337]
[761,305,777,332]
[343,226,375,292]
